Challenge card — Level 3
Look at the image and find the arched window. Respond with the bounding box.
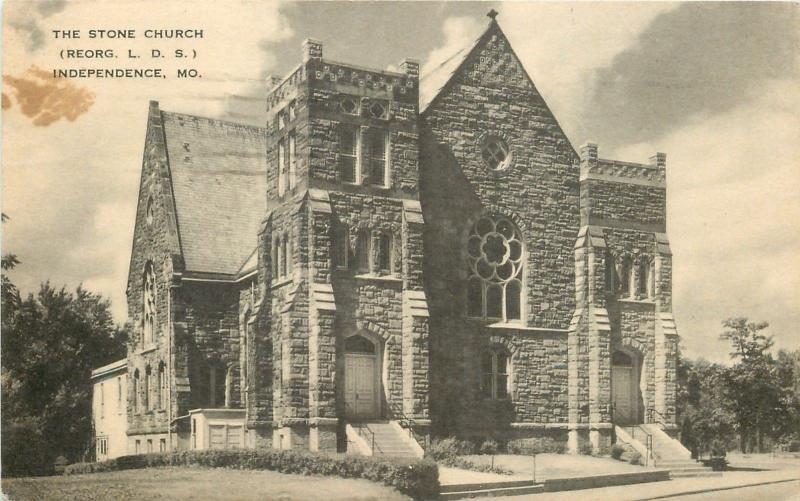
[637,258,650,297]
[158,362,166,410]
[143,262,157,345]
[271,236,280,278]
[466,215,524,322]
[344,334,375,354]
[208,360,227,408]
[481,346,510,399]
[133,369,140,413]
[618,256,632,297]
[378,233,393,274]
[144,365,152,411]
[146,196,154,225]
[284,232,292,276]
[605,252,617,293]
[356,231,371,273]
[331,224,349,269]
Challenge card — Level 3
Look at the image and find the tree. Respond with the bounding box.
[719,318,789,453]
[1,280,127,476]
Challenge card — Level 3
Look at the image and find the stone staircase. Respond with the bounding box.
[346,421,421,459]
[617,424,720,478]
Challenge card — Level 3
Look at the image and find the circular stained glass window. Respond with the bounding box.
[481,136,510,171]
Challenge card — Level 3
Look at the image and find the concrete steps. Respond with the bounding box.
[631,425,720,478]
[349,421,419,459]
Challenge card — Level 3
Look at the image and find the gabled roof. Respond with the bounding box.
[161,111,267,276]
[419,22,486,113]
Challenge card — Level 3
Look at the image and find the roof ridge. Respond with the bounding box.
[161,109,267,131]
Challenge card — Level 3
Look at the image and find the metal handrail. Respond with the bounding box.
[387,401,429,450]
[344,402,380,455]
[625,424,654,466]
[647,407,668,427]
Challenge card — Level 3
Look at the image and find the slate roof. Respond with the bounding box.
[161,111,267,276]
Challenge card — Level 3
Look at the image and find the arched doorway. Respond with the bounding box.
[343,334,380,420]
[611,350,641,424]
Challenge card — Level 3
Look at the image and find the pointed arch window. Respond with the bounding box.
[356,231,371,273]
[144,365,152,411]
[143,262,157,345]
[637,257,651,298]
[466,215,524,322]
[331,224,350,269]
[618,256,633,297]
[157,362,166,410]
[133,369,141,413]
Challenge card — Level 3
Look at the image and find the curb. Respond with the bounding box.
[637,476,800,500]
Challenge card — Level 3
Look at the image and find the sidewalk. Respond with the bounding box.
[519,468,800,500]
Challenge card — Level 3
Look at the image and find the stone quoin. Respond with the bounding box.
[96,13,679,459]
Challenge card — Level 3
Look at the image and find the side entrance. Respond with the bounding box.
[343,334,380,420]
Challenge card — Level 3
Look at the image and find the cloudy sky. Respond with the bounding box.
[2,1,798,363]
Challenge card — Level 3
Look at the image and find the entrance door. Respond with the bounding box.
[611,351,637,424]
[344,335,379,420]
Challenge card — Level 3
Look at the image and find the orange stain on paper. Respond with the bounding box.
[3,66,95,126]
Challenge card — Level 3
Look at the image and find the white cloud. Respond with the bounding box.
[498,2,677,143]
[616,80,800,362]
[421,16,483,77]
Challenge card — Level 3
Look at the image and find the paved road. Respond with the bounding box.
[503,471,800,500]
[656,479,800,500]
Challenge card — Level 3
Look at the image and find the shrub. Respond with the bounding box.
[628,452,643,465]
[478,439,499,456]
[610,444,625,460]
[579,442,594,456]
[64,450,439,500]
[506,437,567,455]
[425,437,510,476]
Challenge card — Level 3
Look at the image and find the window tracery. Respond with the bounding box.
[467,215,524,322]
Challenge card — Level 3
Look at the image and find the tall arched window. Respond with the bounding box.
[481,346,510,400]
[158,362,166,410]
[241,311,249,407]
[378,233,393,274]
[331,224,349,269]
[133,369,140,413]
[144,365,152,411]
[143,262,157,345]
[356,231,371,273]
[618,256,632,297]
[605,251,618,293]
[637,257,650,297]
[284,232,292,276]
[467,215,524,322]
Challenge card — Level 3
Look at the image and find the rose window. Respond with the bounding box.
[467,215,523,321]
[481,136,510,171]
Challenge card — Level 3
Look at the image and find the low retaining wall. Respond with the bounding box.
[543,470,670,492]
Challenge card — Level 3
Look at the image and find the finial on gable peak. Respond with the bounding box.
[487,8,499,21]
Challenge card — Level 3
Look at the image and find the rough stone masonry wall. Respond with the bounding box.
[420,22,578,436]
[127,103,182,436]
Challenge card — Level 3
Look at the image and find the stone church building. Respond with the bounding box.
[117,14,679,458]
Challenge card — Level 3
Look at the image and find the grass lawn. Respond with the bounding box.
[464,453,647,480]
[1,466,411,501]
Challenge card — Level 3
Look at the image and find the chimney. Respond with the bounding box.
[302,38,323,63]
